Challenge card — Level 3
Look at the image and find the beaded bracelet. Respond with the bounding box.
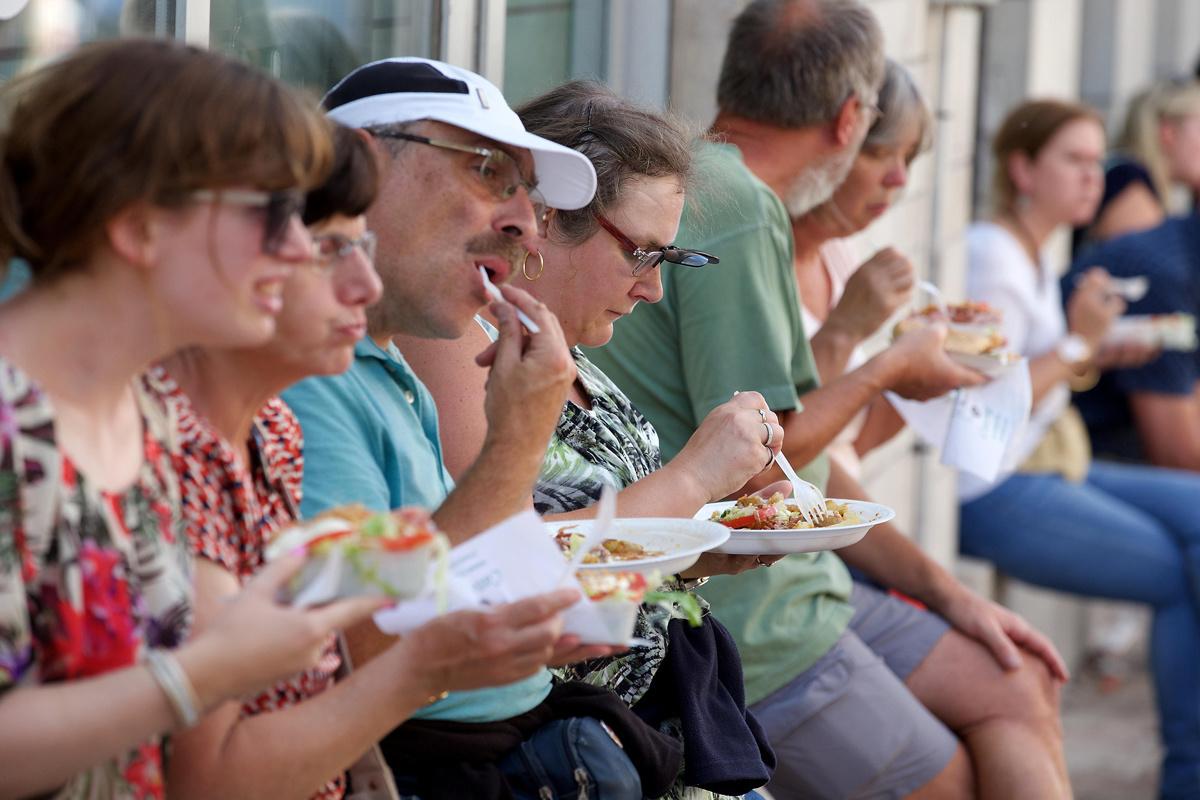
[145,649,201,728]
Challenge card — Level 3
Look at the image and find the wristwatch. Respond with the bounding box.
[1055,333,1093,366]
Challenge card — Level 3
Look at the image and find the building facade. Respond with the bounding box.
[6,0,1198,660]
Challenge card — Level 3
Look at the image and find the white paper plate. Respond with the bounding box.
[1105,314,1198,352]
[546,517,730,577]
[696,499,895,555]
[949,350,1019,378]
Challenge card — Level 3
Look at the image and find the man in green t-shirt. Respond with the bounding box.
[590,1,1072,798]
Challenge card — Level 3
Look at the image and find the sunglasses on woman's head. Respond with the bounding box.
[593,213,719,276]
[189,189,307,255]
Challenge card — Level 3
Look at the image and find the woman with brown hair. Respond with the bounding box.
[961,98,1200,800]
[0,39,386,799]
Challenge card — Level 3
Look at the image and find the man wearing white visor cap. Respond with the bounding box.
[283,59,645,797]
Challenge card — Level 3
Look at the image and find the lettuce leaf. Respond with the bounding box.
[644,589,704,627]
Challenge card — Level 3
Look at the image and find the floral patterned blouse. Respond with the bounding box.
[536,351,731,800]
[142,366,344,800]
[0,358,192,800]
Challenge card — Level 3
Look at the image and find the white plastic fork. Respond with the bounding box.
[918,279,951,319]
[559,483,616,584]
[772,451,830,526]
[479,266,541,334]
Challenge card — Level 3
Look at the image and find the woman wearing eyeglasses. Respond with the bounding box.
[0,40,393,800]
[143,125,581,800]
[397,81,783,800]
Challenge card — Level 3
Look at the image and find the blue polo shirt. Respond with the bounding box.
[1066,215,1200,459]
[283,336,553,722]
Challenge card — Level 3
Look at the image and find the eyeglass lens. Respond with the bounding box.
[263,191,306,255]
[479,149,548,233]
[313,231,377,265]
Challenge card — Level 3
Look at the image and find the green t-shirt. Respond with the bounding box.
[587,142,853,704]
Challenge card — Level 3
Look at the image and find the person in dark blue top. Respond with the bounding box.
[1072,78,1200,255]
[1067,214,1200,468]
[1071,154,1159,254]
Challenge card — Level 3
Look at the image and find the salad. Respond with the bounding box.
[710,493,859,531]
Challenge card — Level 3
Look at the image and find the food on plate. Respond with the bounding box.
[266,504,444,605]
[577,571,703,627]
[554,527,665,563]
[710,493,860,531]
[894,301,1008,357]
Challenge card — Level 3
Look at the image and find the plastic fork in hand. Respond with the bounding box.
[772,451,831,526]
[479,266,541,334]
[917,279,951,319]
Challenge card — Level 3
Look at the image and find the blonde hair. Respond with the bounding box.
[1117,78,1200,201]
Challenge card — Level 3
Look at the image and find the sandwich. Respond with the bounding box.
[894,301,1007,356]
[266,505,444,606]
[576,571,704,629]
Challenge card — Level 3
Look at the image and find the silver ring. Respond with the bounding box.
[762,422,774,447]
[755,556,770,567]
[763,445,774,470]
[757,408,767,422]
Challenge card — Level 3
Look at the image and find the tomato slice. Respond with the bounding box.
[304,529,353,551]
[755,506,780,526]
[376,530,435,551]
[719,515,757,529]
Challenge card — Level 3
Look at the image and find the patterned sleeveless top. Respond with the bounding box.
[0,358,192,799]
[142,366,345,800]
[534,349,661,514]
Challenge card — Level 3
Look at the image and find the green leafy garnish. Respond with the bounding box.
[645,590,704,627]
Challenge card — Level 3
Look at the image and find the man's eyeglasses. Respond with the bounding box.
[594,213,719,276]
[373,131,549,234]
[190,188,306,255]
[310,230,377,270]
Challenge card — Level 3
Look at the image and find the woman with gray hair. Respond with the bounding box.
[791,57,931,474]
[788,59,1074,797]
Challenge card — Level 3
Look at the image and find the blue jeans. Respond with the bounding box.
[960,460,1200,800]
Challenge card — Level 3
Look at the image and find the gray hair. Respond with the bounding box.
[516,80,696,245]
[865,59,933,157]
[361,121,418,156]
[717,0,885,128]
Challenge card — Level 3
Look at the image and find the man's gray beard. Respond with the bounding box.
[783,145,858,218]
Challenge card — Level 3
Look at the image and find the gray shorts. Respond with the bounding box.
[749,582,956,800]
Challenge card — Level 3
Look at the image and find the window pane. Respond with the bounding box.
[208,0,439,96]
[503,0,605,106]
[0,0,160,80]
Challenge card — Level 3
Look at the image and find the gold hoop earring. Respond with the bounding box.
[522,249,545,281]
